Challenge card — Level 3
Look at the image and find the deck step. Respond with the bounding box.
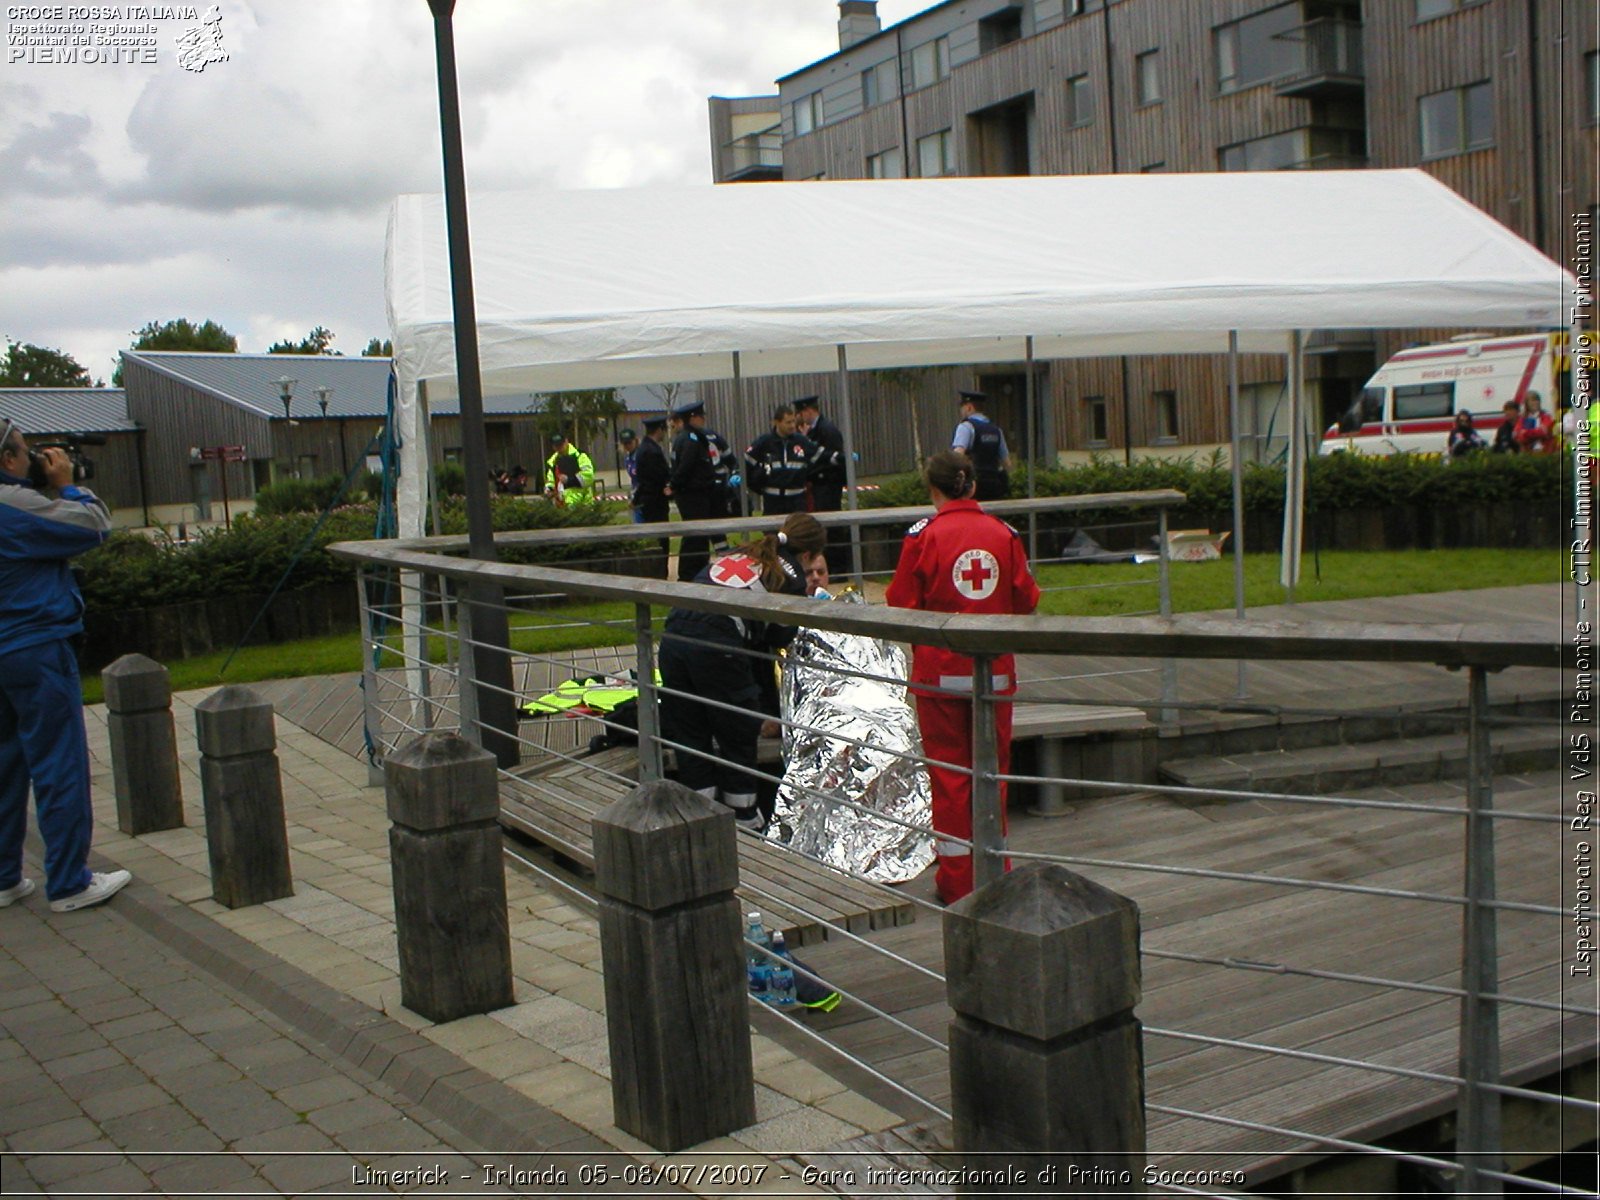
[498,745,914,947]
[1158,724,1562,797]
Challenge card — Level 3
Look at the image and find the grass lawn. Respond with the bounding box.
[81,548,1561,703]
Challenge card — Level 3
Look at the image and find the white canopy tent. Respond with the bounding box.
[385,170,1576,572]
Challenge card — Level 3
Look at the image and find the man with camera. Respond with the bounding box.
[0,418,128,914]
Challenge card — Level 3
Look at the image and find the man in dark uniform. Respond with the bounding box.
[632,416,671,578]
[951,390,1011,501]
[791,396,846,512]
[745,403,826,516]
[668,399,718,581]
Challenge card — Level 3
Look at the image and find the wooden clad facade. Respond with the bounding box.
[724,0,1595,470]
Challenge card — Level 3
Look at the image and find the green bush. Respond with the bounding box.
[77,494,650,613]
[860,451,1564,523]
[253,473,351,516]
[434,460,466,497]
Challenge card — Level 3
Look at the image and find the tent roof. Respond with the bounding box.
[386,170,1575,397]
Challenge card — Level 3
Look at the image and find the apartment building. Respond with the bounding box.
[707,0,1594,466]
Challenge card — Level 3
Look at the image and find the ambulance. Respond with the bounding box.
[1319,330,1580,456]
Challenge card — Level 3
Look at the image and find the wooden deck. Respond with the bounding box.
[250,583,1584,1185]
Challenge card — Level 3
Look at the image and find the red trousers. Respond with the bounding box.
[914,692,1013,904]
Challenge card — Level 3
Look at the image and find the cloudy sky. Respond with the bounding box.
[1,0,924,382]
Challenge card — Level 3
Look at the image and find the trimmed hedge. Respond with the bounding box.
[79,495,644,615]
[860,450,1566,523]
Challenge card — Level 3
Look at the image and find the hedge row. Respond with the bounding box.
[79,495,641,613]
[860,450,1567,521]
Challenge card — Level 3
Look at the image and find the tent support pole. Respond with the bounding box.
[427,0,519,769]
[1025,335,1038,560]
[1279,329,1306,605]
[1228,331,1247,698]
[837,344,864,583]
[732,352,749,519]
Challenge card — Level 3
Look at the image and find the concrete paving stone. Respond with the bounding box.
[26,1026,110,1063]
[491,994,607,1045]
[424,1013,522,1056]
[503,1060,604,1105]
[200,1094,304,1143]
[463,1036,563,1080]
[151,1055,244,1093]
[759,1058,849,1107]
[42,1044,124,1081]
[99,1099,212,1146]
[89,1008,174,1043]
[753,1083,802,1121]
[125,1033,215,1074]
[239,1052,334,1093]
[149,1151,263,1194]
[57,1060,150,1103]
[219,1033,310,1074]
[0,1091,81,1138]
[9,1115,102,1151]
[43,1157,155,1195]
[175,1001,255,1036]
[0,998,73,1028]
[257,1150,353,1193]
[332,1116,445,1153]
[77,993,156,1026]
[544,1086,613,1133]
[17,1147,136,1187]
[553,976,607,1012]
[234,1121,340,1155]
[730,1106,860,1155]
[305,1093,406,1137]
[814,1090,903,1133]
[78,1081,172,1124]
[273,1072,368,1114]
[199,1018,284,1056]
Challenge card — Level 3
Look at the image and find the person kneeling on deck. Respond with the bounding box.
[660,513,826,832]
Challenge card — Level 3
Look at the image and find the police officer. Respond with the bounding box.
[745,403,826,516]
[790,396,846,512]
[632,416,671,578]
[660,513,826,832]
[884,450,1039,905]
[617,427,640,520]
[951,390,1012,501]
[668,399,719,581]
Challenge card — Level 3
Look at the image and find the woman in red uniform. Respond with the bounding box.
[885,450,1040,904]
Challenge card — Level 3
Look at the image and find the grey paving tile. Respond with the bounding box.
[306,1094,407,1137]
[7,1115,102,1152]
[57,1061,149,1102]
[78,1081,172,1123]
[149,1151,263,1194]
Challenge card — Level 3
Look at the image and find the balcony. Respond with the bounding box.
[1274,18,1364,99]
[719,127,783,183]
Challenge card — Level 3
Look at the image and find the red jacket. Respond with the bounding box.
[1512,410,1555,453]
[884,498,1041,696]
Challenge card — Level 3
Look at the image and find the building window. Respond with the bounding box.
[1418,81,1492,158]
[1214,3,1303,94]
[862,60,896,108]
[910,36,951,90]
[1220,129,1307,171]
[1065,73,1093,127]
[1393,382,1454,419]
[867,147,904,178]
[979,7,1024,54]
[1136,50,1162,105]
[792,91,822,136]
[1152,391,1178,442]
[1084,396,1109,446]
[1416,0,1488,20]
[917,129,955,177]
[1588,51,1599,125]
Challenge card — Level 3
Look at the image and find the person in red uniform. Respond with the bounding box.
[885,450,1040,904]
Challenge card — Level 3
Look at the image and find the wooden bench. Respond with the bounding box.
[499,745,915,947]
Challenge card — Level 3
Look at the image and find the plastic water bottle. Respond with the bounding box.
[767,931,796,1006]
[745,912,771,999]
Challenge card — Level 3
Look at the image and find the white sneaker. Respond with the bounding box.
[50,870,131,913]
[0,878,36,907]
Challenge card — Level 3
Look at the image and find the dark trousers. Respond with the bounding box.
[659,636,763,807]
[761,493,807,516]
[0,639,95,901]
[975,471,1010,502]
[674,490,714,581]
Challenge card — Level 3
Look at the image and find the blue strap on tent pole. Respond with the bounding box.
[359,369,403,766]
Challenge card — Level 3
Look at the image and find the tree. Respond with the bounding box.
[531,388,625,446]
[113,318,237,384]
[267,326,340,355]
[362,337,393,357]
[1,340,92,388]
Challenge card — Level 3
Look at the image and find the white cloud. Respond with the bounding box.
[0,0,926,376]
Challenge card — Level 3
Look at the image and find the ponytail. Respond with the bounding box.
[751,511,825,591]
[924,450,977,500]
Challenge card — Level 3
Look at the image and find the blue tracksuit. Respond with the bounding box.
[0,471,111,900]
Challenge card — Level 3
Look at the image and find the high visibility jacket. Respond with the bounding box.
[544,447,594,493]
[883,498,1039,696]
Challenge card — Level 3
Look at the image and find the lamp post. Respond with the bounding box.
[316,385,341,476]
[277,376,297,479]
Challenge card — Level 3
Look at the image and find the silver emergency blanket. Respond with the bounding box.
[768,592,935,883]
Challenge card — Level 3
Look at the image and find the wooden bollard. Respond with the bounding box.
[945,863,1146,1194]
[194,686,293,908]
[385,733,513,1022]
[102,653,183,834]
[593,779,755,1151]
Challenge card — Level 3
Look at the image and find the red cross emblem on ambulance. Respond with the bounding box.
[952,549,1000,600]
[709,554,761,588]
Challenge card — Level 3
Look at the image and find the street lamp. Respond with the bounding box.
[315,385,331,418]
[276,376,297,478]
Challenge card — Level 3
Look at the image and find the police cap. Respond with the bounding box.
[791,395,820,412]
[642,415,668,431]
[958,389,987,407]
[618,428,637,442]
[672,400,705,419]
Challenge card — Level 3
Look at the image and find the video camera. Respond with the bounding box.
[28,434,105,489]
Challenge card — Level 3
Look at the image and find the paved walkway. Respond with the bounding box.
[0,687,904,1196]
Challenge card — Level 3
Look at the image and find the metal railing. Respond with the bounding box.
[331,496,1581,1195]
